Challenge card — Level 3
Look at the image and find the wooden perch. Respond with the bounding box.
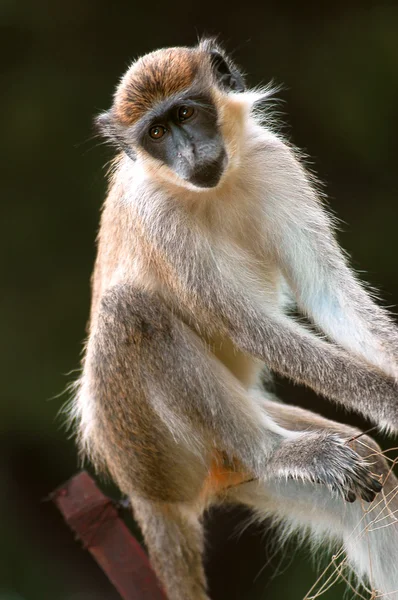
[52,471,167,600]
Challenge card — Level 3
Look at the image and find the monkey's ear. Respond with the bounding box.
[209,50,245,93]
[95,110,136,160]
[95,110,116,139]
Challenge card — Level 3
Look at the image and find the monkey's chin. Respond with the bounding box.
[188,171,224,190]
[151,157,229,194]
[173,178,223,194]
[186,153,229,191]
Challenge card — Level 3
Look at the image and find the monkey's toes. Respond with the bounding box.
[340,447,383,504]
[319,434,383,504]
[354,471,383,503]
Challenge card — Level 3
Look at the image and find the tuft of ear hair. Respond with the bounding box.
[94,111,136,160]
[209,50,245,92]
[95,111,114,139]
[200,38,246,93]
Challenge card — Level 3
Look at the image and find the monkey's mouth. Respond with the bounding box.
[189,149,228,189]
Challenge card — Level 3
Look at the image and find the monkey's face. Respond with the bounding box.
[96,40,246,190]
[137,94,228,189]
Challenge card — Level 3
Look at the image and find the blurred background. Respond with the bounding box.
[2,1,398,599]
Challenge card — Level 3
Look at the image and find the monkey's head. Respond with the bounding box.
[97,39,249,190]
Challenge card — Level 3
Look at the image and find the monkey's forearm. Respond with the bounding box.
[171,249,398,427]
[182,267,398,428]
[228,309,398,428]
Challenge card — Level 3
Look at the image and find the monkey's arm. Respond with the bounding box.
[132,187,398,430]
[262,139,398,379]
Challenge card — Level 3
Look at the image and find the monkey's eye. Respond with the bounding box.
[149,125,167,140]
[177,106,194,122]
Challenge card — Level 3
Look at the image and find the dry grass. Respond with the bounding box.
[303,442,398,599]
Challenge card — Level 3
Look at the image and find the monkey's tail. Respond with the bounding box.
[131,497,210,600]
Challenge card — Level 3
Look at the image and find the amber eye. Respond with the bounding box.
[178,106,194,122]
[149,125,167,140]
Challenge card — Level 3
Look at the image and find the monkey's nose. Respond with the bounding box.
[177,146,195,168]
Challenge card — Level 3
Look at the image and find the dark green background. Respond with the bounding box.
[2,1,398,599]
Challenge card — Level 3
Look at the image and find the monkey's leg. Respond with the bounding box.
[131,498,208,600]
[78,285,293,599]
[232,397,398,598]
[78,285,383,598]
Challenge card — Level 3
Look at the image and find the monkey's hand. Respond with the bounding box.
[265,432,383,503]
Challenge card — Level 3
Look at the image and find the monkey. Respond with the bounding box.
[70,39,398,599]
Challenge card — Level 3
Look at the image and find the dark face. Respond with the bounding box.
[138,95,227,188]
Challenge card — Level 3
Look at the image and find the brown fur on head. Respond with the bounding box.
[114,47,202,127]
[95,39,246,160]
[111,39,245,127]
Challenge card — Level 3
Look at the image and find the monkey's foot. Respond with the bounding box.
[267,432,383,503]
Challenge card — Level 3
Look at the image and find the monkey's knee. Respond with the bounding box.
[91,283,178,385]
[97,284,174,347]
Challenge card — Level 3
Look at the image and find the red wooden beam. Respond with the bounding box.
[52,471,167,600]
